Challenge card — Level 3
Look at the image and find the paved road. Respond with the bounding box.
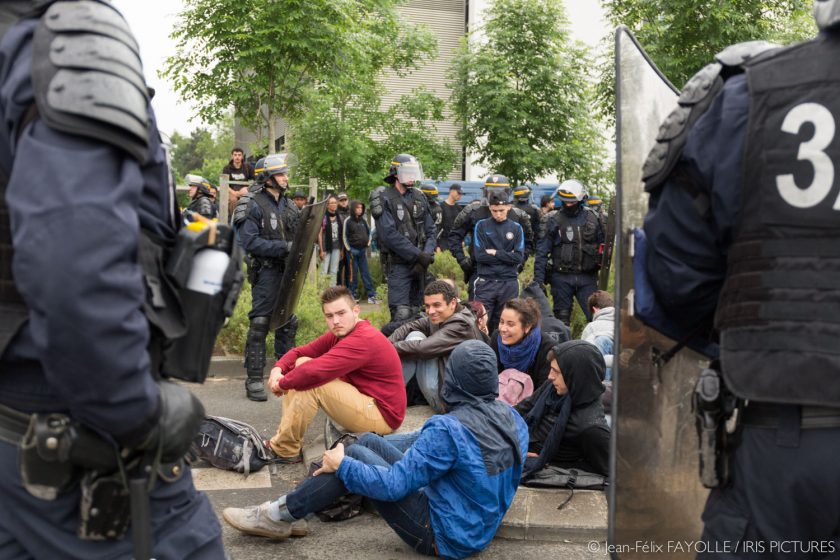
[190,376,601,560]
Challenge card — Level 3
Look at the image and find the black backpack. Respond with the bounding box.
[190,416,274,475]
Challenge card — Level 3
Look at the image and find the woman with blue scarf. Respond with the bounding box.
[489,298,557,387]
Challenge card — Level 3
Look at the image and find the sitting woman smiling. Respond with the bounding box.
[489,298,557,388]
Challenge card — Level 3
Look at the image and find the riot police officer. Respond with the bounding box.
[643,2,840,549]
[182,174,219,223]
[420,181,443,250]
[0,1,226,557]
[513,184,540,237]
[534,179,603,324]
[233,153,298,401]
[370,154,437,322]
[449,174,535,300]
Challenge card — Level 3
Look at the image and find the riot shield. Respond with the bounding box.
[611,26,709,557]
[270,198,327,330]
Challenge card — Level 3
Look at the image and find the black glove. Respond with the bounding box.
[459,258,473,279]
[530,279,547,295]
[417,252,435,268]
[142,381,205,463]
[411,263,426,278]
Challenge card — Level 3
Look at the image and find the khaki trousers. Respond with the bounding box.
[270,378,394,457]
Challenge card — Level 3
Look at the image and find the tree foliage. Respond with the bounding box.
[449,0,607,187]
[596,0,815,123]
[164,0,456,199]
[163,0,420,145]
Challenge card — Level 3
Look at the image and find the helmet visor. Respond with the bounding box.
[396,161,424,185]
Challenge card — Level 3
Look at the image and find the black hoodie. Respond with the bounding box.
[342,200,371,250]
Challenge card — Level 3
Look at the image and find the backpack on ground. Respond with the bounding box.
[523,465,608,491]
[190,415,274,475]
[498,368,534,406]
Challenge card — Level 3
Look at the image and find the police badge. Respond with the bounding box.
[396,205,405,221]
[270,213,278,230]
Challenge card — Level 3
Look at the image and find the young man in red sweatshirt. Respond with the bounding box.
[267,286,406,462]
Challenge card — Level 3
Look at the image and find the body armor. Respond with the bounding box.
[716,35,840,406]
[381,187,428,263]
[546,208,601,274]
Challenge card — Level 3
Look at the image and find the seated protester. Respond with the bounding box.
[223,341,529,560]
[516,341,610,478]
[389,281,483,413]
[468,300,490,341]
[490,298,557,388]
[580,290,615,381]
[266,286,406,463]
[520,281,571,344]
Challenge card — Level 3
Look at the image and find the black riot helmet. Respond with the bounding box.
[255,153,292,191]
[512,184,531,203]
[482,174,512,202]
[186,174,215,199]
[419,181,439,202]
[384,154,424,187]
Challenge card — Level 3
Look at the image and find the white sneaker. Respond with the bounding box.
[222,501,292,540]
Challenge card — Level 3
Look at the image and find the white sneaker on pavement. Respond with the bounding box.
[223,501,300,540]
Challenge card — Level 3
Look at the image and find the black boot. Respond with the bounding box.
[244,317,269,402]
[274,315,298,361]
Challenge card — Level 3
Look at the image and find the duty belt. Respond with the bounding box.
[742,403,840,429]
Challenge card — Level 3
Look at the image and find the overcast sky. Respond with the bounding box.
[113,0,609,137]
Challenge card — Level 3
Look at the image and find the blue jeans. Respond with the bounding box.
[320,248,341,286]
[285,433,437,556]
[400,332,443,412]
[591,335,613,381]
[348,247,376,299]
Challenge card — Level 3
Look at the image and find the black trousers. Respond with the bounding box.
[699,417,840,559]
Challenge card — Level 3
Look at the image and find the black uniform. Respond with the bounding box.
[372,186,436,321]
[0,2,224,557]
[644,28,840,553]
[235,188,298,398]
[439,200,461,252]
[515,199,541,240]
[534,206,603,324]
[183,192,217,223]
[448,202,534,298]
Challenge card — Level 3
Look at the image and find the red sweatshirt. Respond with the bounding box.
[275,320,406,430]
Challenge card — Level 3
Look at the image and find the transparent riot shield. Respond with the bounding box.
[270,198,327,330]
[611,26,709,558]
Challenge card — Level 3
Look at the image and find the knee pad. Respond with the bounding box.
[245,317,270,373]
[394,305,413,322]
[274,315,298,360]
[556,309,571,327]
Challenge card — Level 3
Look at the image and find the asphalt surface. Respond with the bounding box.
[191,375,602,560]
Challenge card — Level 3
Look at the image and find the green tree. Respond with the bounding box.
[596,0,815,122]
[449,0,607,187]
[289,11,456,199]
[162,0,413,147]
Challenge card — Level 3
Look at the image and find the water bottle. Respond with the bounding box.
[185,222,230,295]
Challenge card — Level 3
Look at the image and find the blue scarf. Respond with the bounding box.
[497,326,542,372]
